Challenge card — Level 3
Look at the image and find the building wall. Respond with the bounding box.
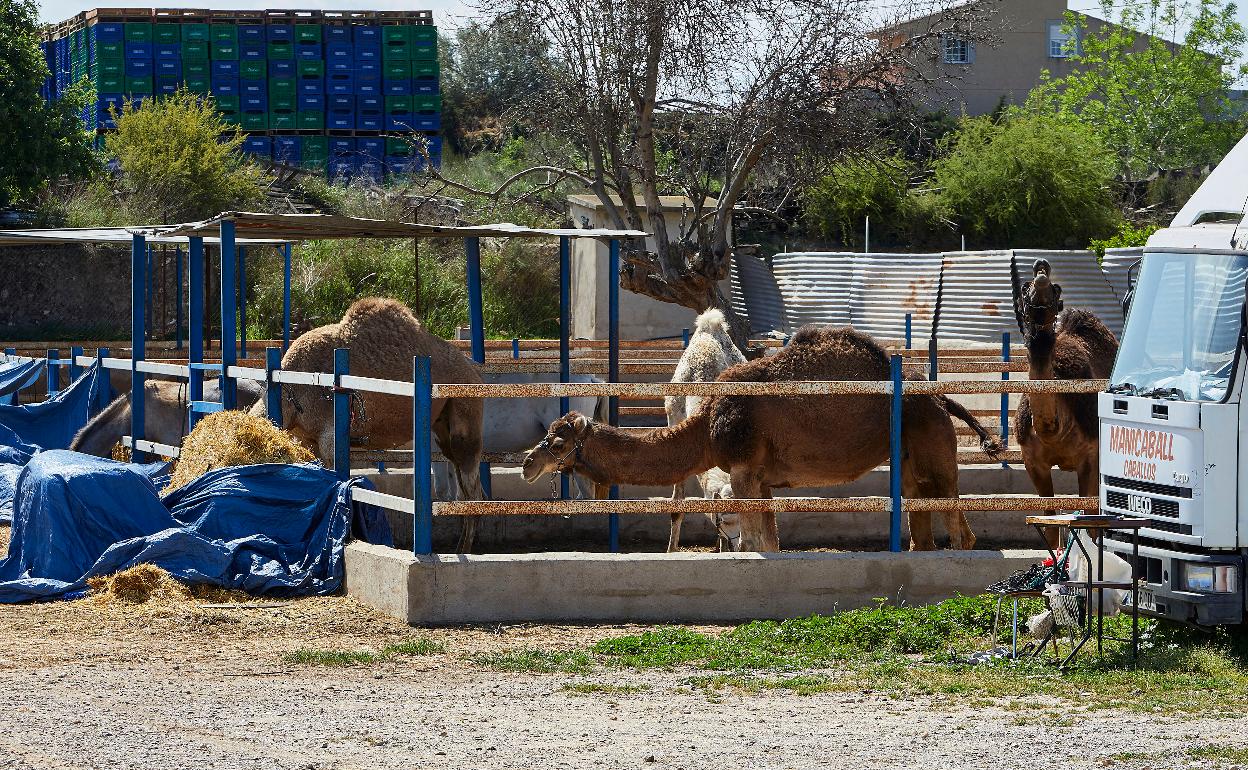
[890,0,1147,116]
[567,195,730,341]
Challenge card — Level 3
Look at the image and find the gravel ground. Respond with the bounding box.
[1,522,1246,769]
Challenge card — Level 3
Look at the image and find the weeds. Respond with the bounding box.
[282,636,445,667]
[467,649,593,674]
[560,682,651,696]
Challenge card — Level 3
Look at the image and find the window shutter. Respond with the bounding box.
[968,40,976,63]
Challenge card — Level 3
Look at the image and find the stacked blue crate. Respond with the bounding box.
[242,135,272,160]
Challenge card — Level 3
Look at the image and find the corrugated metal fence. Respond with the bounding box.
[731,248,1143,344]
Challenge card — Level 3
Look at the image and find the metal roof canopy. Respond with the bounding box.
[0,226,285,247]
[149,212,649,241]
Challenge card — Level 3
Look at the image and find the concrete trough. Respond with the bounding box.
[344,543,1048,624]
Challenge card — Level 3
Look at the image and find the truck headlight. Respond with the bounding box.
[1181,563,1237,593]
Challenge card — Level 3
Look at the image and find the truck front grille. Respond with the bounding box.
[1138,518,1193,536]
[1103,475,1192,498]
[1105,490,1180,518]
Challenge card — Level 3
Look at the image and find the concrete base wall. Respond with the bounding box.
[344,543,1048,624]
[361,465,1077,553]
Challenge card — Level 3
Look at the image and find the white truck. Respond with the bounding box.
[1102,135,1248,625]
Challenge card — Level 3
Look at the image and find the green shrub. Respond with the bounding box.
[106,89,262,222]
[804,153,918,248]
[931,113,1121,248]
[1089,221,1159,258]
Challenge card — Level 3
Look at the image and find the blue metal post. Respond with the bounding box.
[97,347,112,409]
[238,246,247,359]
[682,327,690,348]
[188,237,205,430]
[608,238,620,552]
[265,346,282,428]
[463,236,491,499]
[905,313,912,349]
[69,345,83,382]
[512,338,520,359]
[131,233,147,462]
[1001,332,1011,469]
[219,221,237,409]
[412,355,433,554]
[928,336,939,381]
[464,237,485,363]
[175,246,183,351]
[889,354,904,553]
[558,236,571,500]
[146,245,154,337]
[333,348,350,480]
[2,348,13,358]
[46,349,60,396]
[282,243,292,352]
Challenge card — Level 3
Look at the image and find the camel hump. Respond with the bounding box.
[340,297,423,337]
[788,325,828,347]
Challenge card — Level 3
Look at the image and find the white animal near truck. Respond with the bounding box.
[1102,132,1248,625]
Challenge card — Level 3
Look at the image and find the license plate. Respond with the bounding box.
[1134,588,1157,613]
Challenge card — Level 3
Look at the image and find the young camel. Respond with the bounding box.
[521,325,1002,552]
[249,297,486,552]
[1012,259,1119,546]
[665,308,746,552]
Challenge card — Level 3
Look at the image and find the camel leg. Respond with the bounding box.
[435,397,485,554]
[730,466,775,552]
[1023,446,1060,550]
[902,395,969,550]
[668,479,685,553]
[758,485,779,552]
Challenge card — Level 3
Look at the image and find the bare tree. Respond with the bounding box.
[428,0,994,351]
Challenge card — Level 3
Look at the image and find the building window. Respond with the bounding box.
[943,35,971,64]
[1048,20,1077,57]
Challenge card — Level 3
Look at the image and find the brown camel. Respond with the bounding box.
[249,297,486,552]
[520,325,1002,552]
[1012,259,1119,546]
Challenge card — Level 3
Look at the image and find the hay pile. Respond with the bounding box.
[86,564,256,611]
[165,410,315,492]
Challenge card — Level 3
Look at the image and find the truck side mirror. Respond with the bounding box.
[1123,259,1141,317]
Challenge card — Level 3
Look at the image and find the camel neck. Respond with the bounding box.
[1026,325,1060,432]
[576,411,715,487]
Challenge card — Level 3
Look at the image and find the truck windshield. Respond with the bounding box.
[1112,252,1248,402]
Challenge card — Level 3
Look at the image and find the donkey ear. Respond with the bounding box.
[1032,259,1051,277]
[571,413,591,435]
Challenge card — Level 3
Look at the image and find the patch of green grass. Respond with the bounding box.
[1188,744,1248,764]
[383,639,446,656]
[283,636,446,667]
[282,648,382,666]
[467,649,593,674]
[684,673,842,696]
[560,682,651,696]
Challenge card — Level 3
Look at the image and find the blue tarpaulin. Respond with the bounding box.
[0,360,42,406]
[0,363,108,451]
[0,452,391,603]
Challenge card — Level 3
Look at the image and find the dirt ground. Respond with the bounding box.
[1,523,1247,769]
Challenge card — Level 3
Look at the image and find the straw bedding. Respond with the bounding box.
[165,410,315,492]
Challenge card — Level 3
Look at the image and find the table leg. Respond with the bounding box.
[1132,531,1140,662]
[1097,531,1105,658]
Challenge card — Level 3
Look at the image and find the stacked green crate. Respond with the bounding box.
[180,21,210,93]
[210,23,238,60]
[302,136,329,170]
[91,33,125,95]
[123,21,153,96]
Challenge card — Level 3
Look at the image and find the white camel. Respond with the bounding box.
[664,308,747,552]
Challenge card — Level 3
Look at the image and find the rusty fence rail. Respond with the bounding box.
[9,344,1101,556]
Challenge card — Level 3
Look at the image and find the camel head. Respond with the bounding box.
[521,412,593,482]
[1018,258,1064,331]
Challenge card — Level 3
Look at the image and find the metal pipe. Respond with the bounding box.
[928,336,939,381]
[265,347,282,428]
[131,233,147,462]
[608,238,620,552]
[512,338,519,359]
[69,345,82,382]
[97,347,112,408]
[905,313,912,350]
[175,246,183,351]
[333,347,349,480]
[412,354,433,554]
[682,327,690,348]
[1000,331,1010,469]
[188,236,205,431]
[559,235,571,501]
[282,243,292,352]
[219,221,237,410]
[239,245,247,358]
[46,349,60,396]
[889,354,903,552]
[464,236,485,364]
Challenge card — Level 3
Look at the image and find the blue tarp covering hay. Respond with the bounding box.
[0,453,391,603]
[0,365,392,602]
